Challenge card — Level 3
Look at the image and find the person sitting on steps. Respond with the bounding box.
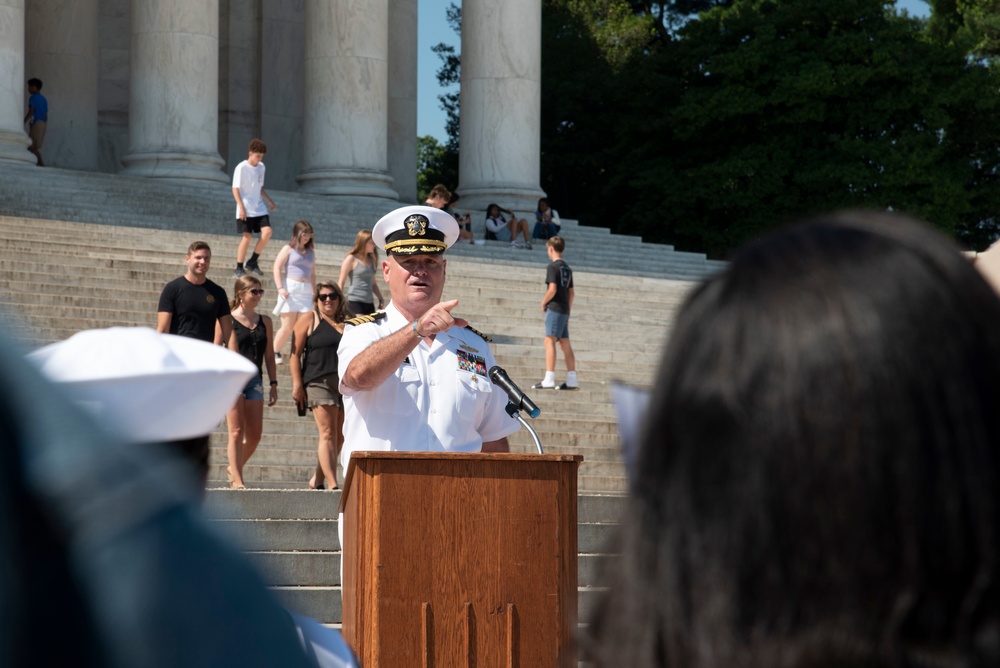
[484,203,532,249]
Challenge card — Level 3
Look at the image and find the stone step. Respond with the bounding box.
[203,487,622,623]
[0,164,721,279]
[0,302,675,349]
[208,428,624,454]
[207,457,627,487]
[202,489,626,522]
[270,585,609,626]
[247,550,614,588]
[0,286,672,337]
[209,412,625,437]
[0,246,695,308]
[5,207,710,276]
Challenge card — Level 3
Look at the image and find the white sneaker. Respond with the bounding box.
[275,352,283,364]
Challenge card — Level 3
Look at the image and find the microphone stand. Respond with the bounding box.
[505,402,543,454]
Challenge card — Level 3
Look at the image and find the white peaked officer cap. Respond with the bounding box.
[372,205,460,255]
[28,327,256,443]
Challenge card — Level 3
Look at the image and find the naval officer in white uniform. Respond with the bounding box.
[337,205,520,471]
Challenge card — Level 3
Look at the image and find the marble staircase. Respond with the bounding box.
[0,162,726,279]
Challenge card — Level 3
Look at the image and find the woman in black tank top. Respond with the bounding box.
[290,280,349,490]
[224,275,278,489]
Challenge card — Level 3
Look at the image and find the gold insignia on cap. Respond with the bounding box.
[404,214,429,237]
[383,240,449,254]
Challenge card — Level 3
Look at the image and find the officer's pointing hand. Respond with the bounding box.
[417,299,468,337]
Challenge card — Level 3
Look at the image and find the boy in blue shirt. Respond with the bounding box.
[23,78,47,166]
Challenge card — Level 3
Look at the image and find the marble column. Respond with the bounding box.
[0,0,34,165]
[387,0,417,204]
[25,0,99,170]
[121,0,226,182]
[297,0,397,199]
[458,0,545,211]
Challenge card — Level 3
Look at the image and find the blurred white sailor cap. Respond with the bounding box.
[372,205,459,255]
[28,327,256,443]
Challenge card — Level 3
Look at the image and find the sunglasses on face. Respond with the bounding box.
[317,293,339,302]
[245,289,265,296]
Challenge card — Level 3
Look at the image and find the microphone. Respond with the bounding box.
[488,366,541,419]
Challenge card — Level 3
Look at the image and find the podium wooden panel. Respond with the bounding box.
[339,451,582,667]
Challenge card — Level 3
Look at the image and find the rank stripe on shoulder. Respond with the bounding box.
[464,324,492,342]
[345,311,387,326]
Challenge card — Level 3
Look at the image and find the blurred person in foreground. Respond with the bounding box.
[12,326,356,667]
[586,212,1000,667]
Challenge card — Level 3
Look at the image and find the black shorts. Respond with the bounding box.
[348,300,376,316]
[236,215,271,234]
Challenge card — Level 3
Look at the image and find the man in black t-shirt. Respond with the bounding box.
[157,241,233,344]
[532,236,579,390]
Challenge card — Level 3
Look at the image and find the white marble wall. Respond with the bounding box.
[97,0,130,173]
[0,0,33,164]
[5,0,542,204]
[25,0,99,170]
[297,0,396,199]
[219,0,260,180]
[121,0,226,181]
[387,0,417,204]
[458,0,544,211]
[259,0,304,193]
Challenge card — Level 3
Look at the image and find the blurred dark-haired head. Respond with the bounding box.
[587,211,1000,667]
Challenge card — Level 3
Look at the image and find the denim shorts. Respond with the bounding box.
[240,372,264,401]
[544,310,570,339]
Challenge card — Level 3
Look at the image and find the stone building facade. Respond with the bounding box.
[0,0,544,209]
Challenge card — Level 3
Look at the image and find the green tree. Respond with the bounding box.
[419,3,461,197]
[431,3,462,151]
[417,135,457,203]
[540,0,1000,256]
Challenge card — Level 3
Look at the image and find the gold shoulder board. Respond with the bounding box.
[345,311,387,327]
[464,324,492,343]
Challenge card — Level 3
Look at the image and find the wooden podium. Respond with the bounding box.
[339,451,582,667]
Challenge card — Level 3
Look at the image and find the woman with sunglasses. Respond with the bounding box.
[225,275,278,489]
[290,281,349,490]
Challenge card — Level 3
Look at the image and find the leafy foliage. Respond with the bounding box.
[419,3,461,199]
[416,135,457,203]
[422,0,1000,256]
[539,0,1000,256]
